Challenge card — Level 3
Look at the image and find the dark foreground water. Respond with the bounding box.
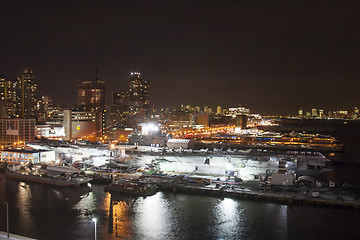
[0,177,360,240]
[1,120,360,240]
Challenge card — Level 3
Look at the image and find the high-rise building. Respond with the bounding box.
[111,91,130,125]
[113,91,129,106]
[110,72,151,128]
[235,115,248,129]
[204,106,208,113]
[298,107,303,118]
[217,106,222,115]
[0,119,36,144]
[1,69,39,120]
[77,80,105,112]
[0,76,15,118]
[319,109,324,118]
[311,108,318,117]
[77,58,106,137]
[14,68,38,118]
[328,111,332,118]
[129,72,149,107]
[0,69,37,119]
[354,107,359,119]
[36,96,53,122]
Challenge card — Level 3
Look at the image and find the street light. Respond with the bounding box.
[4,202,9,239]
[92,218,97,240]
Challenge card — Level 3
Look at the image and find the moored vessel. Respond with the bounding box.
[4,164,91,187]
[105,177,159,197]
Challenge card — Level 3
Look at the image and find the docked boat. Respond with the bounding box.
[5,164,91,187]
[105,177,159,197]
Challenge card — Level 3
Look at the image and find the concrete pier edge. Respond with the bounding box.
[0,231,36,240]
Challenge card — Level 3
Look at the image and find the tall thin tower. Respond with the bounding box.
[77,51,106,138]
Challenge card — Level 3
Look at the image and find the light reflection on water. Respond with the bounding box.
[1,177,360,240]
[133,192,175,240]
[72,191,96,217]
[16,182,33,229]
[105,192,133,239]
[212,198,242,239]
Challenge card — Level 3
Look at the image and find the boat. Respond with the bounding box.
[4,164,91,187]
[104,177,159,197]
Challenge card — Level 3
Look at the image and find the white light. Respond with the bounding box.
[142,123,159,135]
[92,218,97,222]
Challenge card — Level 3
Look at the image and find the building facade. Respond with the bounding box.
[223,106,250,118]
[45,109,98,140]
[0,119,36,145]
[15,68,38,118]
[0,69,37,119]
[129,72,150,106]
[77,80,105,112]
[77,79,105,137]
[111,72,151,127]
[0,149,55,164]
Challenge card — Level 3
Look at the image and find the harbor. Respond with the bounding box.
[0,121,360,239]
[1,139,358,209]
[1,167,359,240]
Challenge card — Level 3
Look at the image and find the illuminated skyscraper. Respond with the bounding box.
[77,80,105,112]
[77,57,106,137]
[204,106,208,113]
[354,107,359,119]
[129,72,150,107]
[110,72,151,127]
[298,107,303,118]
[78,53,105,112]
[36,96,53,122]
[217,106,222,115]
[0,69,38,119]
[14,68,38,118]
[312,108,318,117]
[0,76,15,118]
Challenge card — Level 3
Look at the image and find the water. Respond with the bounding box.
[1,120,360,239]
[0,177,360,240]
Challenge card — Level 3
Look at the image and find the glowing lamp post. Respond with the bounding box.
[92,218,97,240]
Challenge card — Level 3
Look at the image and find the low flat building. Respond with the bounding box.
[36,124,65,140]
[0,149,55,164]
[46,109,99,140]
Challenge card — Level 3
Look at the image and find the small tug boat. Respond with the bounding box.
[105,177,159,197]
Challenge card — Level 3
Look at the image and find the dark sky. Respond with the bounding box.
[1,0,360,115]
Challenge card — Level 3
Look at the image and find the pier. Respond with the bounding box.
[159,183,360,209]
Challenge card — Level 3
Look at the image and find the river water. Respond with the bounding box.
[0,178,359,240]
[0,120,360,240]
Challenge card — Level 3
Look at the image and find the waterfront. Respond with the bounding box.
[0,176,360,240]
[1,120,360,240]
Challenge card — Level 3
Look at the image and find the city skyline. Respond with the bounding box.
[1,1,360,114]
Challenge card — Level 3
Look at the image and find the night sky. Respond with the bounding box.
[1,0,359,115]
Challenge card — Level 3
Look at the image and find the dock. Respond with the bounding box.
[159,184,360,209]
